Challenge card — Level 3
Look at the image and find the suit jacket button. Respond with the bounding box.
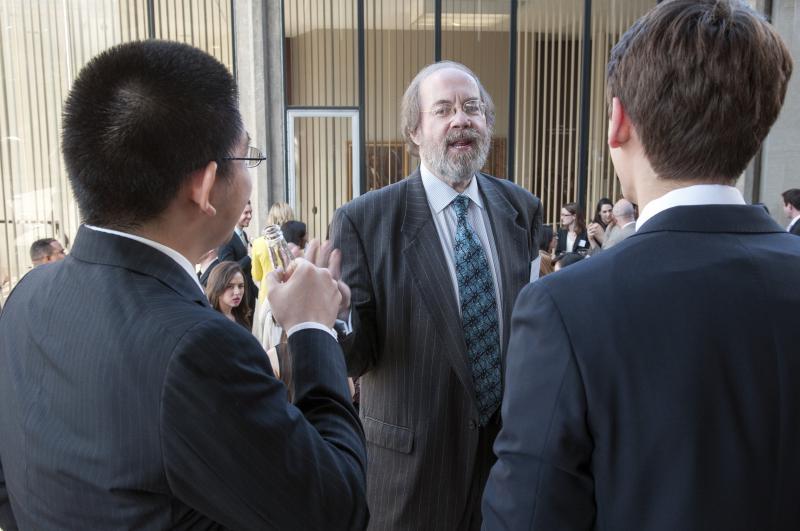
[469,420,478,430]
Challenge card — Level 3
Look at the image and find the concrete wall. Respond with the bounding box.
[760,0,800,224]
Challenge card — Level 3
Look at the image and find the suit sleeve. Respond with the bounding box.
[0,457,19,530]
[531,196,543,257]
[330,207,380,377]
[482,282,595,531]
[160,322,368,531]
[218,237,251,270]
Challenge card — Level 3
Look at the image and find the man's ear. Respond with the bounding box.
[189,161,218,216]
[409,127,422,148]
[608,97,632,149]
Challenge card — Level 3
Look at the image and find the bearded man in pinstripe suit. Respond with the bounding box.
[331,61,542,531]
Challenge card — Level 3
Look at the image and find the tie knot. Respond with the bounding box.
[452,195,470,219]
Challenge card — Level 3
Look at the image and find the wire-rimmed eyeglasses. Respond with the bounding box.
[223,146,267,168]
[421,99,486,120]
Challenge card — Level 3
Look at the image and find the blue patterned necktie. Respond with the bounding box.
[451,195,501,426]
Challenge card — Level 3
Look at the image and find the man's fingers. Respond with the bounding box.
[304,239,320,264]
[327,248,342,280]
[318,240,334,268]
[265,269,284,293]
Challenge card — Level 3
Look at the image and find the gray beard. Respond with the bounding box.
[422,130,491,185]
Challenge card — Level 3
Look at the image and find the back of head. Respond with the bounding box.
[612,199,635,222]
[62,40,243,229]
[782,189,800,210]
[280,220,307,247]
[554,252,585,271]
[30,238,56,264]
[607,0,792,183]
[266,202,295,226]
[538,225,554,252]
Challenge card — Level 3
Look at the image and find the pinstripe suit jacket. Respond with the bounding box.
[331,171,542,530]
[0,226,367,531]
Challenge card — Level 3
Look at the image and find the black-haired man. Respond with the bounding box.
[0,40,366,530]
[484,1,799,529]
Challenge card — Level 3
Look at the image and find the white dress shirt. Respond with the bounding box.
[788,215,800,232]
[636,184,746,231]
[420,163,504,339]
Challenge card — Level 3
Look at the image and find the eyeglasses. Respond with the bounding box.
[223,146,267,168]
[422,100,486,120]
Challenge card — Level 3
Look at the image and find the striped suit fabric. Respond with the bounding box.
[0,226,367,530]
[331,170,542,530]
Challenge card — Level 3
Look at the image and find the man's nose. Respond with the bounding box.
[450,107,471,128]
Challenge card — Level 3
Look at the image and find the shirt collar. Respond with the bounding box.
[789,214,800,230]
[419,162,484,214]
[85,225,204,294]
[636,184,745,231]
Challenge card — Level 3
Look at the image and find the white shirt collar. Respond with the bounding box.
[788,214,800,231]
[85,225,204,294]
[636,184,745,231]
[419,162,484,213]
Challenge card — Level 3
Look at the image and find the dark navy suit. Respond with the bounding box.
[483,205,800,531]
[0,226,367,530]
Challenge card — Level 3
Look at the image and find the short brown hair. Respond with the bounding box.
[400,61,495,157]
[606,0,792,183]
[783,189,800,210]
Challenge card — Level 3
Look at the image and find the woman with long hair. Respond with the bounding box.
[555,202,590,255]
[593,197,614,229]
[205,261,252,330]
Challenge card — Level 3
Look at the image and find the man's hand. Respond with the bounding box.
[304,239,351,321]
[266,258,341,330]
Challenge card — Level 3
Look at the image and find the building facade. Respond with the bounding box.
[1,0,798,301]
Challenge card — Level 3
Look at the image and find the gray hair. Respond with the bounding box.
[400,61,496,157]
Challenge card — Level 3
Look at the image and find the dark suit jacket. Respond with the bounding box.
[217,230,258,300]
[482,205,800,531]
[790,219,800,235]
[556,227,590,254]
[0,226,367,531]
[331,171,542,531]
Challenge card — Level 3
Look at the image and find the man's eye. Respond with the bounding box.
[433,106,451,117]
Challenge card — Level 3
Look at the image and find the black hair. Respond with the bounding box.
[554,252,585,270]
[281,220,307,247]
[30,238,57,262]
[62,40,243,229]
[538,225,554,252]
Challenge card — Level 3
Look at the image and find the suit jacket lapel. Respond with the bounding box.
[401,172,476,406]
[477,174,530,357]
[70,226,210,307]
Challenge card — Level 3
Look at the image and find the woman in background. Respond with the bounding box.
[593,197,614,229]
[205,261,252,330]
[556,202,590,255]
